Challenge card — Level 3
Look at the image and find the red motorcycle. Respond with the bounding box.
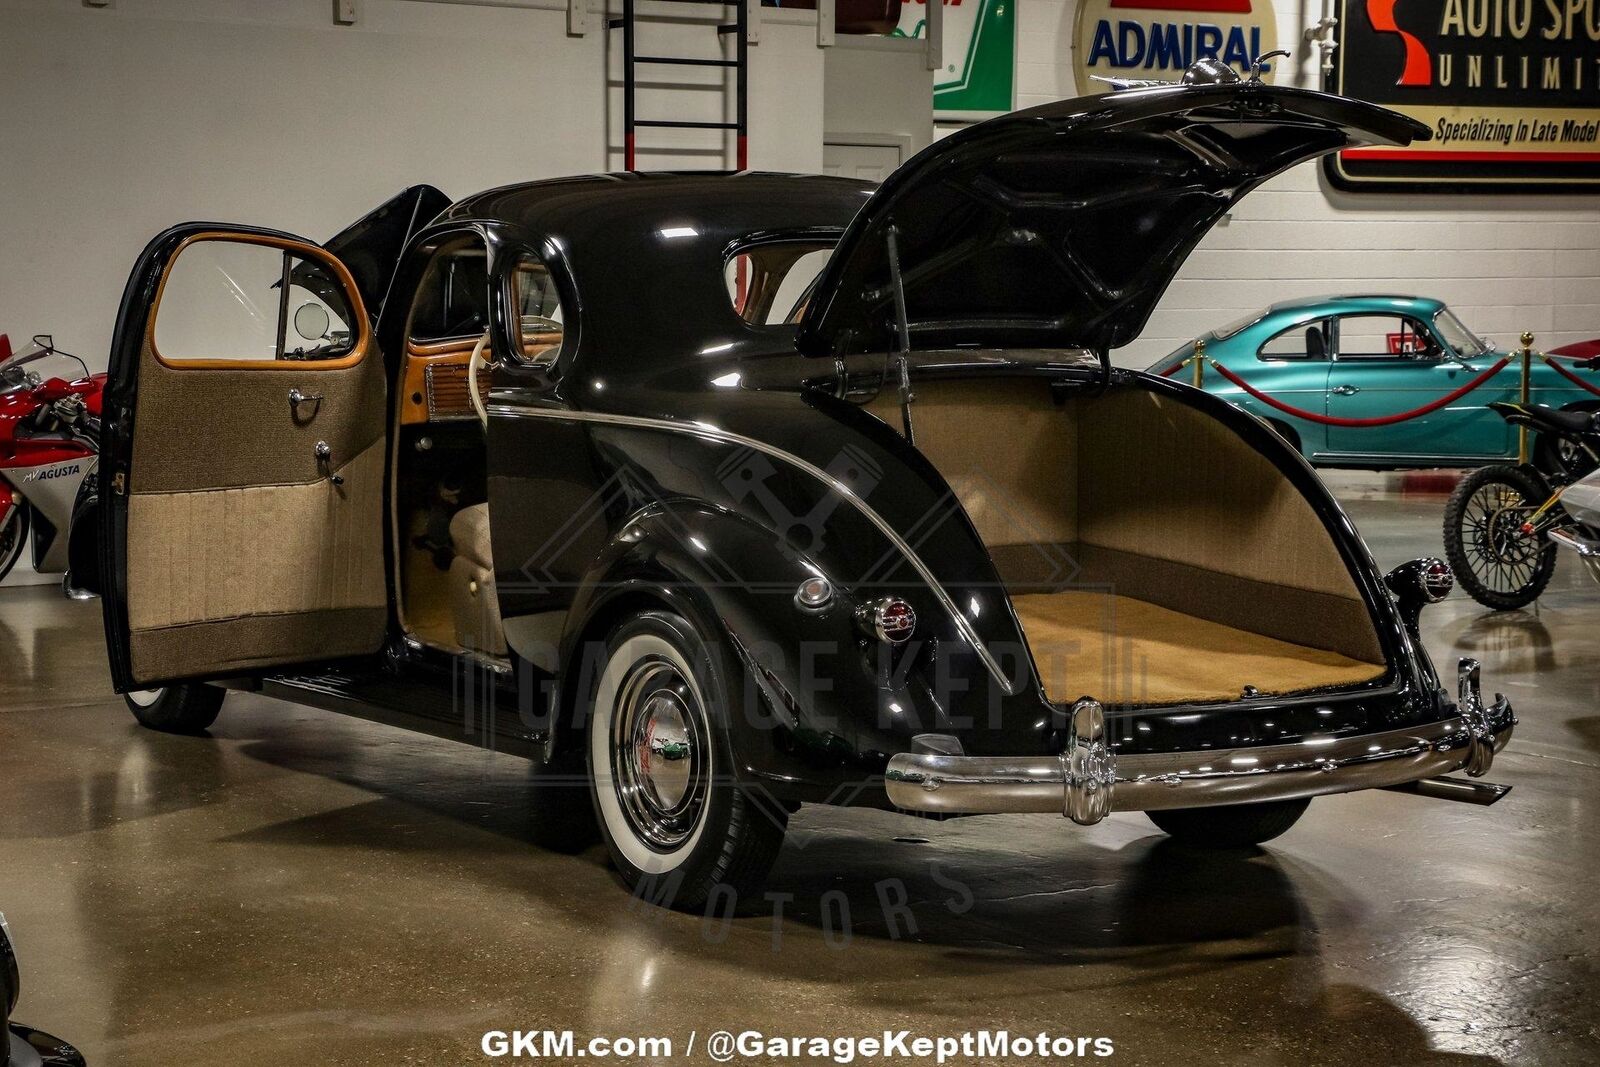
[0,334,104,590]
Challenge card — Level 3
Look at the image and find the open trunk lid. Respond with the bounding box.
[795,81,1428,361]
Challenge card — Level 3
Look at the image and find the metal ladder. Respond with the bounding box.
[608,0,750,171]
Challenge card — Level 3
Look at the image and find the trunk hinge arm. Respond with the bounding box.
[884,223,916,445]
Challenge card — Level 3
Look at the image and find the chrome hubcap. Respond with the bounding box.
[611,658,707,852]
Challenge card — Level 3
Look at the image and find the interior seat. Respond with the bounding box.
[448,504,507,656]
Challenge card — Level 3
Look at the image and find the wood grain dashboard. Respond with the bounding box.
[400,334,560,425]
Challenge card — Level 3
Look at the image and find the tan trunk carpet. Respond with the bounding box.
[1011,591,1387,706]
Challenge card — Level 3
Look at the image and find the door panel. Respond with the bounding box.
[105,228,389,688]
[1325,314,1510,460]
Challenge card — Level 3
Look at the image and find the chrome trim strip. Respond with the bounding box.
[884,699,1516,816]
[486,402,1019,695]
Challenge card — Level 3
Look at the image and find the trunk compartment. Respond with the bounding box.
[868,376,1388,707]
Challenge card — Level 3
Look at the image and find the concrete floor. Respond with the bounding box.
[1,477,1597,1065]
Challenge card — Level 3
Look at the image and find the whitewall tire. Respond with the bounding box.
[586,611,786,910]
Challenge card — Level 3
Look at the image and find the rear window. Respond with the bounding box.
[725,241,835,325]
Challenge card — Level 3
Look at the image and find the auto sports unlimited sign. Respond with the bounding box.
[1071,0,1280,93]
[1329,0,1600,189]
[895,0,1016,118]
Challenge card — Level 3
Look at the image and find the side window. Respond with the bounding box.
[153,237,358,363]
[725,242,835,325]
[510,255,565,368]
[1336,314,1440,360]
[409,248,491,344]
[1257,319,1330,361]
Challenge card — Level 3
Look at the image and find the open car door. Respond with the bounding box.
[796,80,1429,361]
[100,225,389,690]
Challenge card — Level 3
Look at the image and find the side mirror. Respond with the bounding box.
[293,301,331,342]
[1385,557,1453,638]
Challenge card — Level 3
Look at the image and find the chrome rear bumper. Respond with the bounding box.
[885,658,1516,822]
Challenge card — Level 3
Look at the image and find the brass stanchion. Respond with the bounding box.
[1192,337,1206,390]
[1518,330,1534,464]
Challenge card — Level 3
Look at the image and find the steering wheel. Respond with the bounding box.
[468,329,492,428]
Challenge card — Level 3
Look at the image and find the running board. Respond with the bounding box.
[1383,775,1511,806]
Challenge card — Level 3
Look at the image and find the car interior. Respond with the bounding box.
[867,378,1390,706]
[393,241,561,661]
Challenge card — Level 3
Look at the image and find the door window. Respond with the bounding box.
[153,237,358,364]
[1335,314,1441,360]
[1257,319,1330,361]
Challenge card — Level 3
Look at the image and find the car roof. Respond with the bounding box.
[1263,294,1446,317]
[436,172,875,377]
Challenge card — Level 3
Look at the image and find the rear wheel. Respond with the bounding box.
[0,504,28,583]
[124,684,225,734]
[1146,797,1310,848]
[586,610,786,911]
[1443,464,1558,610]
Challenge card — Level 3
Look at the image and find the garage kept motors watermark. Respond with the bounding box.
[1071,0,1280,93]
[1328,0,1600,189]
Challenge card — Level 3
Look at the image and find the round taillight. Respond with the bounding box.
[1421,559,1454,603]
[857,597,917,644]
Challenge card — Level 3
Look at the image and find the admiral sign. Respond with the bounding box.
[1329,0,1600,189]
[1072,0,1280,93]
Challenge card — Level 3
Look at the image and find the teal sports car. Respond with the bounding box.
[1150,295,1600,472]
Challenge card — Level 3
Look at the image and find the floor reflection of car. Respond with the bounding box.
[1150,296,1600,471]
[2,912,86,1066]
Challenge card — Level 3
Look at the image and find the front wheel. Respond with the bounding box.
[1146,797,1310,848]
[0,503,28,584]
[125,684,225,734]
[586,610,786,911]
[1443,464,1558,610]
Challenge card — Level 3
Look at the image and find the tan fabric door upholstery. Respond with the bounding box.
[125,241,388,684]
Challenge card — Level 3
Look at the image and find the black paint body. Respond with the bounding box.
[98,84,1450,809]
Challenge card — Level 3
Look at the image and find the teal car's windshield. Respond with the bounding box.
[1434,307,1489,357]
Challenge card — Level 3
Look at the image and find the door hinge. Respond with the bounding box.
[111,471,126,496]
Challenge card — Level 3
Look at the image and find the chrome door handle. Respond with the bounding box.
[314,441,344,486]
[288,388,323,415]
[1332,384,1360,395]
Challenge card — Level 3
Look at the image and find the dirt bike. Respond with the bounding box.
[1443,378,1600,609]
[0,334,104,590]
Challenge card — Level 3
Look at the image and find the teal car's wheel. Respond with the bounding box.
[1443,465,1557,610]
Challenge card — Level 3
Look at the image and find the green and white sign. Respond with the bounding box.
[895,0,1016,118]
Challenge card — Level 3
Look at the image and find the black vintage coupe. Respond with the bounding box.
[84,77,1516,908]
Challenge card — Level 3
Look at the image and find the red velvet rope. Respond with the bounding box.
[1540,353,1600,398]
[1203,355,1512,427]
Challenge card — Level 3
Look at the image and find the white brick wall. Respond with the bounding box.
[1012,0,1600,368]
